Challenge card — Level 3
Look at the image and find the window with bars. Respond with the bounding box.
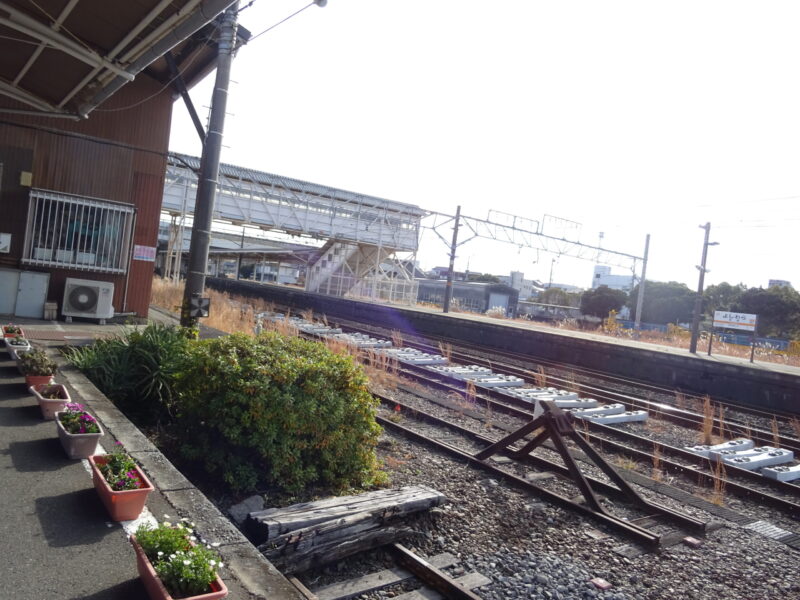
[22,189,135,274]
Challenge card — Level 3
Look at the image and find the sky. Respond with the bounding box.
[168,0,800,291]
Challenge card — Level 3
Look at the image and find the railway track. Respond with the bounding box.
[329,318,800,454]
[373,387,800,552]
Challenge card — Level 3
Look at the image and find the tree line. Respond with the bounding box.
[549,282,800,339]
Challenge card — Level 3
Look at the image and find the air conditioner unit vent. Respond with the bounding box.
[62,278,114,322]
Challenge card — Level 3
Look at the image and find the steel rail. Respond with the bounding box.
[388,544,482,600]
[388,364,800,509]
[379,391,800,522]
[376,414,664,549]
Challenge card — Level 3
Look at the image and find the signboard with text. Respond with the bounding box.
[713,311,757,332]
[133,245,156,262]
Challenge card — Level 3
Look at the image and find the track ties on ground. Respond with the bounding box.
[310,546,489,600]
[743,520,795,541]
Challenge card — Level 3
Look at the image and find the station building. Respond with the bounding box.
[0,1,245,320]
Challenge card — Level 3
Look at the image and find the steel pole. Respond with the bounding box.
[442,205,461,313]
[634,234,649,332]
[181,3,239,328]
[689,222,711,353]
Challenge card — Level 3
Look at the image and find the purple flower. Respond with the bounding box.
[126,470,137,479]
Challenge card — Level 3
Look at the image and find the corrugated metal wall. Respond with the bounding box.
[0,74,172,317]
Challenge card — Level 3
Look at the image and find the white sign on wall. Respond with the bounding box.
[713,311,757,332]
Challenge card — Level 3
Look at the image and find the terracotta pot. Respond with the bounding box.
[30,383,71,420]
[55,411,104,459]
[25,374,54,387]
[2,327,25,339]
[88,455,154,521]
[130,535,228,600]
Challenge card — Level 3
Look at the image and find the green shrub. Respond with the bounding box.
[175,332,385,493]
[64,323,190,424]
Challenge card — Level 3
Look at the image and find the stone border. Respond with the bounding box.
[53,351,303,600]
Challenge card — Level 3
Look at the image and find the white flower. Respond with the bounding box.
[209,560,216,567]
[169,554,176,560]
[163,521,172,527]
[218,562,225,568]
[183,560,191,566]
[157,551,164,557]
[189,536,197,542]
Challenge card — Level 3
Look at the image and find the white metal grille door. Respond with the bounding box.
[22,189,135,274]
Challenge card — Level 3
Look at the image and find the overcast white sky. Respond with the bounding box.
[169,0,800,291]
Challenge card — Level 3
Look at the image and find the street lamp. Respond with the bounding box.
[689,223,719,353]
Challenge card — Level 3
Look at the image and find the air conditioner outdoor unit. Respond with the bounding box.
[62,278,115,323]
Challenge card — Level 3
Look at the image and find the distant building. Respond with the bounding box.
[768,279,792,289]
[591,266,633,292]
[428,266,466,280]
[497,271,544,300]
[416,280,519,315]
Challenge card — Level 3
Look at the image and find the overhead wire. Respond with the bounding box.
[246,2,316,44]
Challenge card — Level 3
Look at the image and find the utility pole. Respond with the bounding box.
[181,3,239,329]
[689,222,717,353]
[633,234,650,332]
[442,205,461,313]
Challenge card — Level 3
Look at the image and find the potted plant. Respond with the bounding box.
[18,348,57,387]
[88,443,154,521]
[131,520,227,600]
[2,324,25,340]
[30,383,71,420]
[5,335,31,352]
[55,403,104,459]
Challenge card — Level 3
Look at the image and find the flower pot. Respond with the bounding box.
[2,326,25,339]
[130,536,228,600]
[30,384,71,420]
[55,411,104,459]
[9,346,31,363]
[25,374,54,387]
[6,339,31,353]
[88,455,154,521]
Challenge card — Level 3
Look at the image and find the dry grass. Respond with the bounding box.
[700,395,715,445]
[645,407,667,434]
[150,277,272,334]
[364,349,401,391]
[615,456,637,471]
[391,329,404,349]
[674,391,686,410]
[533,365,547,388]
[771,417,781,448]
[741,419,752,441]
[564,371,580,394]
[438,341,452,363]
[717,405,727,440]
[790,417,800,439]
[708,460,727,506]
[651,443,663,482]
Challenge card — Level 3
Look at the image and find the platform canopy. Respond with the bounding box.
[0,0,246,119]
